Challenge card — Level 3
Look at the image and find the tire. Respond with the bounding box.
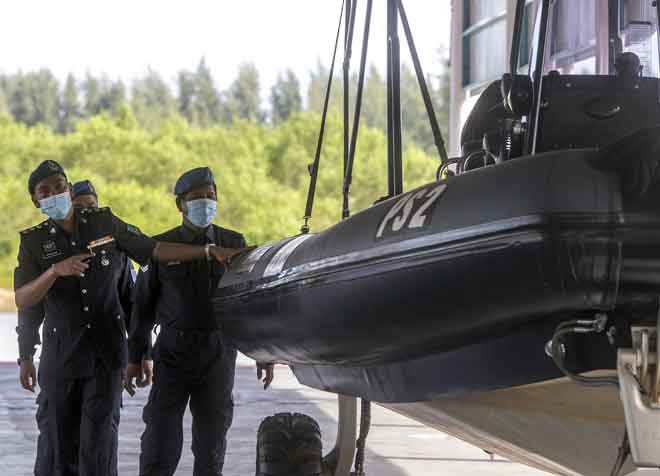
[256,412,323,476]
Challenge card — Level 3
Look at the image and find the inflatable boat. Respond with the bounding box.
[215,142,660,399]
[214,1,660,474]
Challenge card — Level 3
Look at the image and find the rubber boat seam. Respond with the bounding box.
[218,212,627,299]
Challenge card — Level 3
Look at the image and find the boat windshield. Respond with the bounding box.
[526,0,660,77]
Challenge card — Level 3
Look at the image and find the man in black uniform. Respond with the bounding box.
[14,160,245,476]
[17,178,144,476]
[127,167,274,476]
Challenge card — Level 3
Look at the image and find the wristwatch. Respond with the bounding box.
[204,243,216,261]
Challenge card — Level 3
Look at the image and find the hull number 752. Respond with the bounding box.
[376,184,447,239]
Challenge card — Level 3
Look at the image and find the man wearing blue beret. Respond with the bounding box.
[127,166,274,476]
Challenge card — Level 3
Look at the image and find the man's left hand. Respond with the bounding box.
[257,362,275,390]
[209,246,256,266]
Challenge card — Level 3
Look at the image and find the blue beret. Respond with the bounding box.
[72,180,97,198]
[28,160,67,195]
[174,167,215,196]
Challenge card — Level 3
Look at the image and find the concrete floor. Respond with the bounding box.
[0,363,552,476]
[0,313,549,475]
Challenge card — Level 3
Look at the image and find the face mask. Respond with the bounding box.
[39,192,72,220]
[185,198,217,228]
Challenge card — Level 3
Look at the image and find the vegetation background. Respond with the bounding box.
[0,59,449,304]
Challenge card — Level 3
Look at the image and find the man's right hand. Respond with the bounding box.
[52,253,93,278]
[19,360,37,392]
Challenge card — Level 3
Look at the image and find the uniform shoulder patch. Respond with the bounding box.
[126,224,141,235]
[20,220,49,235]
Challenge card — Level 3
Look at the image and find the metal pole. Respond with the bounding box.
[387,0,403,196]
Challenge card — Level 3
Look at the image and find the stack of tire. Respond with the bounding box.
[256,413,323,476]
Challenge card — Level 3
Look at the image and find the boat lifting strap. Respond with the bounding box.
[342,0,373,220]
[301,0,346,234]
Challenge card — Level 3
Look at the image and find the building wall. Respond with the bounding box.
[449,0,519,156]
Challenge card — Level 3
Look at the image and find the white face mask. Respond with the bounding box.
[185,199,217,228]
[39,191,72,220]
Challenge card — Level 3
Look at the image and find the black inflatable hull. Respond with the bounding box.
[214,149,660,401]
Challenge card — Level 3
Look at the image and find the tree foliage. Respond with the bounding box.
[270,70,302,124]
[0,56,450,152]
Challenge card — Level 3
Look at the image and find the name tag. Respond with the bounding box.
[166,261,181,266]
[87,235,116,254]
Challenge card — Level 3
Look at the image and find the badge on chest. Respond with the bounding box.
[41,240,62,260]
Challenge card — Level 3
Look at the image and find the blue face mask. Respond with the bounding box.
[39,192,72,220]
[185,198,217,228]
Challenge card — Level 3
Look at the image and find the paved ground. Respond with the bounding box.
[0,313,549,475]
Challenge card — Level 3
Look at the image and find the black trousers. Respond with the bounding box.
[139,328,236,476]
[34,390,121,476]
[41,363,122,476]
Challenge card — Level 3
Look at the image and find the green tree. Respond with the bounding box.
[400,65,439,154]
[436,55,451,145]
[101,79,127,116]
[4,70,60,128]
[131,70,176,130]
[177,71,197,124]
[193,58,222,126]
[270,69,302,123]
[58,73,80,133]
[0,90,9,118]
[306,61,343,116]
[226,62,262,122]
[82,73,102,117]
[362,65,387,131]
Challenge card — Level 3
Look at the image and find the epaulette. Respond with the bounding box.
[19,220,49,235]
